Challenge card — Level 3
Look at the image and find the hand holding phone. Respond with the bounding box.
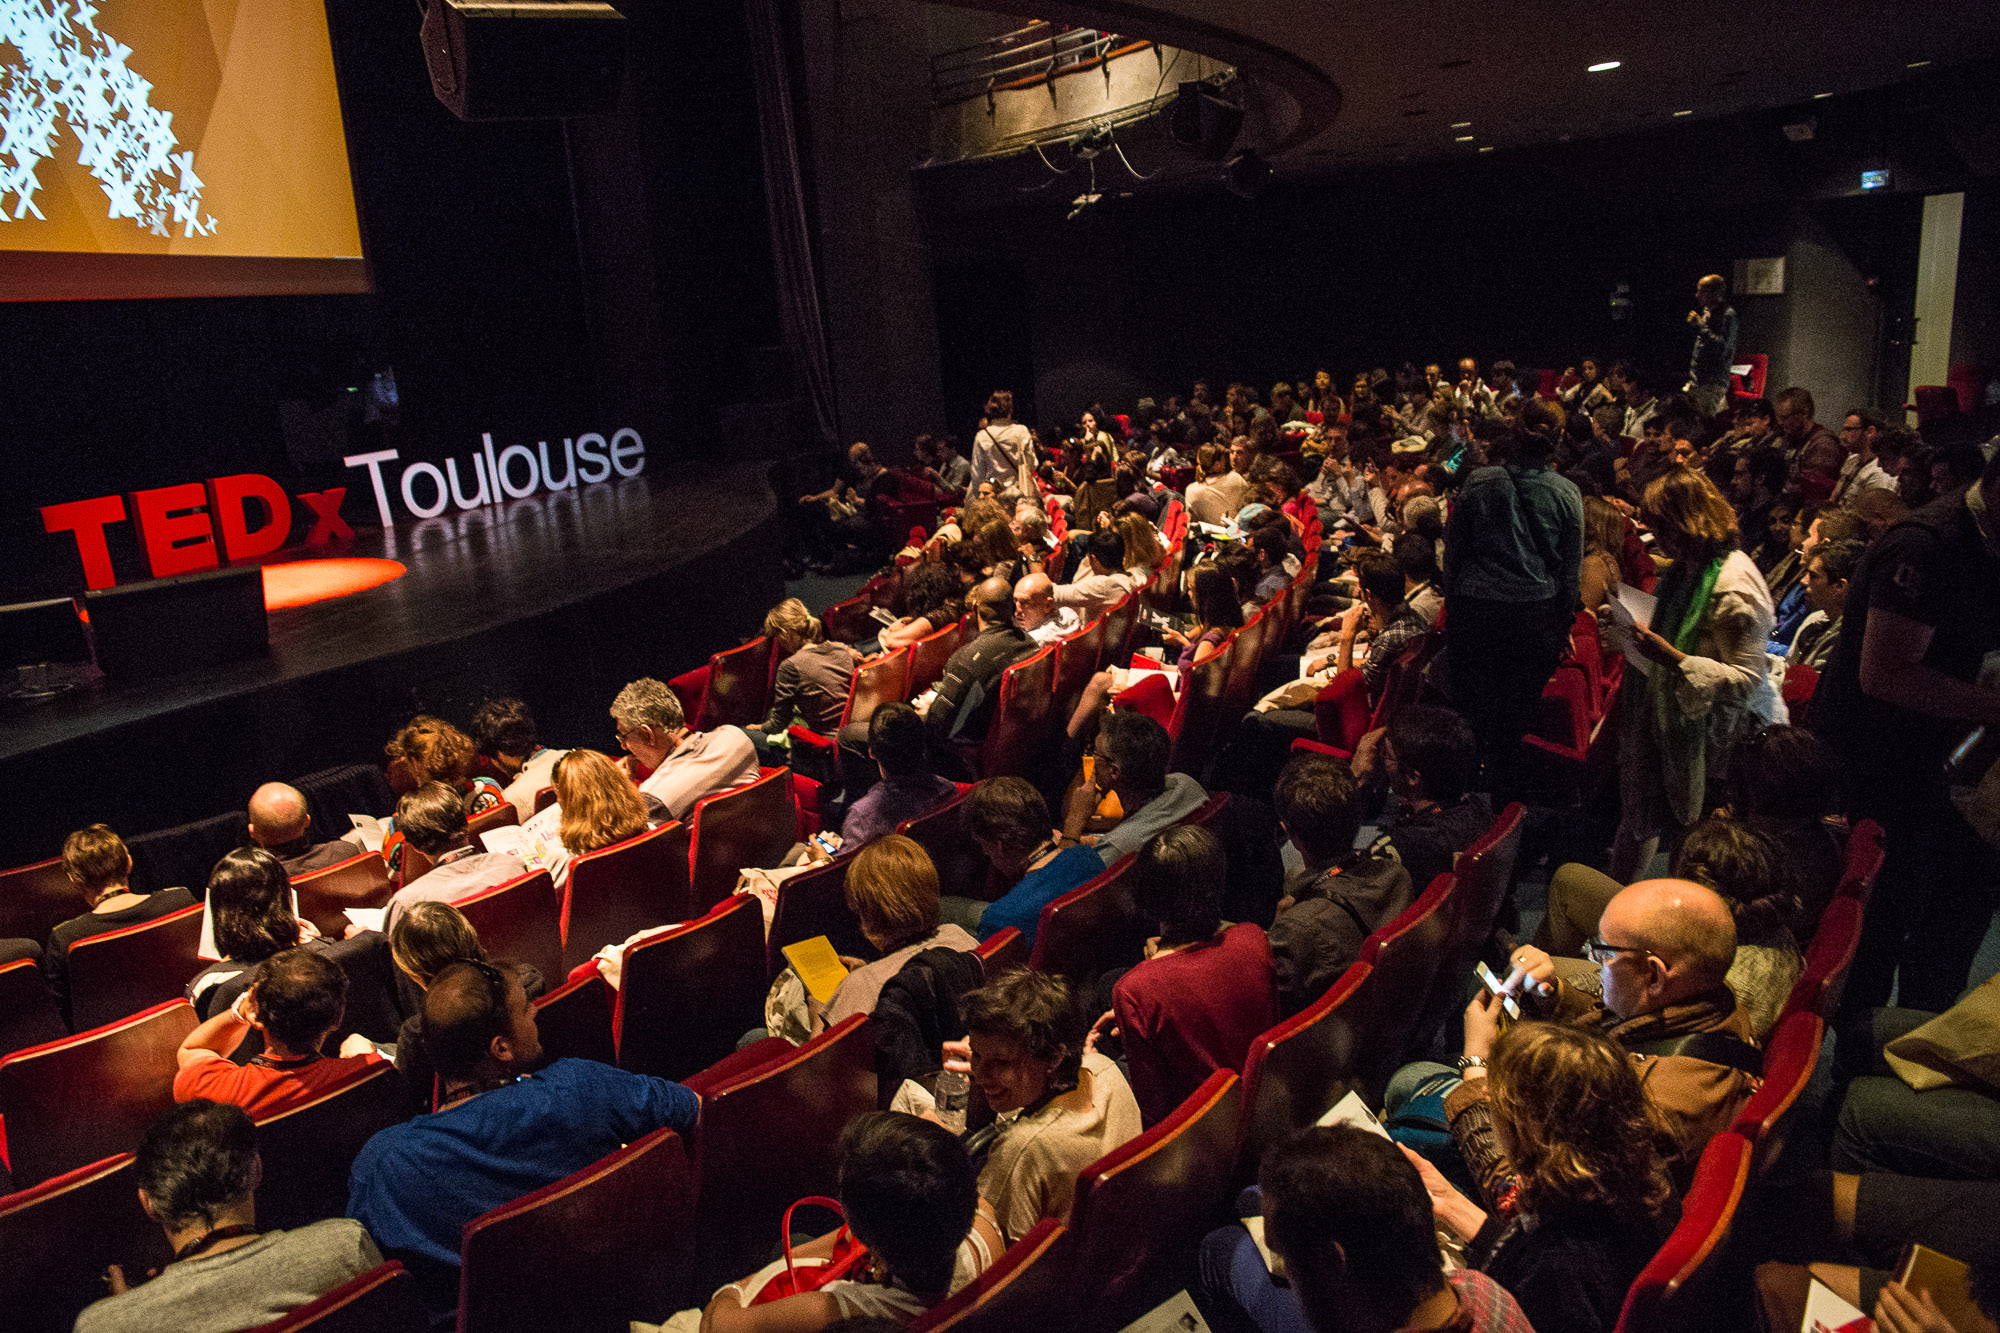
[1473,961,1523,1021]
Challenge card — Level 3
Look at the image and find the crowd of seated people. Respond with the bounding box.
[10,359,2000,1333]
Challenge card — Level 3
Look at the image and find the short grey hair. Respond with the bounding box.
[610,677,684,735]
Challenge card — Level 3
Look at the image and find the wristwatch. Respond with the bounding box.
[1455,1055,1488,1073]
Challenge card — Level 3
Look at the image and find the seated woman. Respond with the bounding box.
[515,749,655,890]
[1719,723,1845,933]
[1580,496,1626,613]
[1118,511,1166,585]
[386,902,542,1114]
[879,561,965,652]
[940,777,1105,948]
[1110,826,1277,1125]
[745,598,859,759]
[1061,562,1239,745]
[380,716,506,878]
[948,968,1141,1244]
[692,1113,1001,1331]
[815,835,978,1033]
[1406,1022,1674,1333]
[188,847,323,1023]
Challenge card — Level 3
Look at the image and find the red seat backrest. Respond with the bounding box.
[616,896,768,1082]
[0,957,65,1060]
[1051,616,1109,717]
[1113,669,1176,730]
[1730,1011,1824,1177]
[1221,612,1269,713]
[844,647,914,732]
[688,767,799,913]
[765,853,867,978]
[686,1014,878,1294]
[912,1218,1071,1332]
[1066,1071,1243,1315]
[1414,804,1525,1048]
[561,822,693,971]
[532,971,617,1067]
[254,1061,410,1234]
[1781,662,1819,708]
[0,1152,173,1333]
[1236,962,1373,1179]
[974,926,1027,978]
[0,857,87,947]
[1525,663,1593,765]
[1100,592,1140,664]
[458,1127,694,1333]
[1613,1131,1754,1333]
[292,852,394,938]
[1312,668,1371,754]
[1793,895,1865,1020]
[896,787,994,901]
[1029,854,1141,988]
[247,1262,426,1332]
[0,999,198,1188]
[1836,818,1885,908]
[822,594,877,645]
[455,870,563,987]
[1355,873,1457,1099]
[701,635,778,732]
[908,623,963,698]
[66,901,204,1033]
[979,645,1057,779]
[466,801,520,845]
[1166,643,1233,779]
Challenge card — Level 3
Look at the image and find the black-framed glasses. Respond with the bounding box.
[1582,936,1656,965]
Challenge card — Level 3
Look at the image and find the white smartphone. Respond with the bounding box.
[1473,961,1523,1021]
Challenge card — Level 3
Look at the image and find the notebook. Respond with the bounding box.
[782,935,851,1005]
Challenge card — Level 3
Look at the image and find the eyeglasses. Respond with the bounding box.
[1582,936,1656,965]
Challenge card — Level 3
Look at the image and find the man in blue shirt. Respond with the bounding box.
[346,960,700,1312]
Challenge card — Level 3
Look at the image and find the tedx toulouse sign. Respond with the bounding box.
[39,429,646,590]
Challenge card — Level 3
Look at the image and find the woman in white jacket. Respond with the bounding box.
[968,389,1035,501]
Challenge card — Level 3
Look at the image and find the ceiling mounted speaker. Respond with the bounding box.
[420,1,629,121]
[1168,81,1245,161]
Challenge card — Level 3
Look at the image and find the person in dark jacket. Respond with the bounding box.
[925,577,1036,776]
[871,945,985,1107]
[1410,1022,1673,1333]
[1353,704,1493,895]
[1266,753,1413,1014]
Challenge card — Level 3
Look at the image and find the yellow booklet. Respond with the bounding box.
[1897,1244,1997,1333]
[783,935,851,1006]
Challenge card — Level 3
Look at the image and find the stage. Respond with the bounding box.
[0,461,786,869]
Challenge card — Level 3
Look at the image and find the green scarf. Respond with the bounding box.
[1647,552,1725,824]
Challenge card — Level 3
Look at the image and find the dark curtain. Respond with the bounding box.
[745,0,839,446]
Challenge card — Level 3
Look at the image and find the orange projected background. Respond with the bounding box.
[0,0,367,299]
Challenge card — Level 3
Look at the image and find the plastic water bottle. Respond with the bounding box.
[933,1069,970,1135]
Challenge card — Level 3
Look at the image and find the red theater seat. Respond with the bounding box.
[913,1218,1070,1331]
[291,852,394,938]
[454,870,563,986]
[1415,804,1525,1049]
[1613,1131,1754,1333]
[0,856,88,947]
[687,767,798,913]
[1311,668,1371,755]
[978,645,1057,779]
[908,621,963,698]
[766,852,867,978]
[1730,1011,1824,1178]
[253,1060,409,1233]
[1028,854,1140,989]
[0,957,65,1059]
[0,999,198,1188]
[685,1014,877,1295]
[466,802,519,847]
[1356,874,1457,1094]
[533,970,617,1067]
[671,635,777,732]
[616,896,767,1082]
[1051,615,1109,720]
[896,786,992,901]
[788,648,911,786]
[1066,1071,1243,1320]
[561,822,692,971]
[1113,668,1175,730]
[457,1127,694,1333]
[974,926,1026,978]
[1783,895,1864,1023]
[1836,818,1885,908]
[0,1152,173,1333]
[1166,644,1232,780]
[65,901,204,1033]
[1237,962,1373,1179]
[248,1262,426,1332]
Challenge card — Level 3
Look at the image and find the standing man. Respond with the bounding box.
[1685,274,1739,417]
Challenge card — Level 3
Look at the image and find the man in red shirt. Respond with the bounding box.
[1107,825,1278,1125]
[175,946,383,1118]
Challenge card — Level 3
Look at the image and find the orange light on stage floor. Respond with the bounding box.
[261,558,408,611]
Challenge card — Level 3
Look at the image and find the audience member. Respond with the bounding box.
[946,777,1105,945]
[1719,724,1845,930]
[947,969,1141,1243]
[1110,826,1278,1124]
[1013,570,1080,646]
[1785,536,1862,674]
[815,836,977,1031]
[881,561,966,651]
[72,1100,383,1333]
[514,748,650,890]
[245,782,361,876]
[469,697,568,822]
[1355,704,1493,894]
[45,823,196,1025]
[188,847,328,1022]
[347,959,700,1311]
[175,946,384,1116]
[1775,386,1843,505]
[382,783,525,930]
[1670,818,1804,1040]
[1186,442,1237,524]
[385,902,530,1113]
[838,703,959,849]
[611,675,760,819]
[969,391,1035,500]
[1041,528,1137,620]
[924,576,1036,771]
[747,599,860,753]
[1062,710,1209,865]
[384,715,506,814]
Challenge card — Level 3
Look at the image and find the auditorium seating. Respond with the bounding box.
[0,856,86,945]
[912,1218,1070,1331]
[974,925,1026,978]
[686,767,799,913]
[1310,667,1371,755]
[1356,873,1457,1092]
[766,852,868,977]
[126,808,248,897]
[1413,803,1525,1053]
[0,1152,172,1333]
[454,870,564,987]
[1165,644,1232,780]
[291,851,394,938]
[1113,668,1176,730]
[532,970,617,1066]
[909,620,963,697]
[1064,1070,1243,1323]
[560,822,692,970]
[1028,854,1142,988]
[1613,1131,1755,1333]
[248,1262,427,1332]
[683,1013,877,1295]
[979,645,1057,779]
[64,901,204,1033]
[788,647,912,785]
[1052,616,1109,722]
[1101,591,1141,668]
[616,896,767,1082]
[1782,895,1864,1023]
[0,957,65,1059]
[467,800,520,845]
[458,1126,694,1333]
[897,786,991,901]
[253,1060,409,1233]
[669,634,776,733]
[1835,817,1885,908]
[0,999,197,1188]
[1729,1011,1824,1178]
[1236,961,1374,1178]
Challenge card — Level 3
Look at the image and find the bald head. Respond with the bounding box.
[247,783,311,847]
[1014,573,1054,629]
[1605,878,1738,999]
[973,577,1014,627]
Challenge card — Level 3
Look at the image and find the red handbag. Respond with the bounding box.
[748,1196,873,1304]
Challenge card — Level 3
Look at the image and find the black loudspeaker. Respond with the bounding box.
[419,1,629,121]
[84,566,268,685]
[1168,81,1245,161]
[0,597,90,669]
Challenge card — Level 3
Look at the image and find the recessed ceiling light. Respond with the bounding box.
[1906,60,1931,68]
[1672,109,1694,117]
[1588,60,1621,73]
[1812,91,1833,99]
[1449,121,1472,129]
[1478,145,1495,153]
[1454,134,1475,142]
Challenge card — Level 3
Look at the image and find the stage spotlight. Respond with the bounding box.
[419,0,628,121]
[1224,149,1272,200]
[1075,125,1114,159]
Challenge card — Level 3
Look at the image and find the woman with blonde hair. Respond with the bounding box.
[515,749,651,889]
[1406,1022,1673,1333]
[1117,511,1165,582]
[1602,466,1782,880]
[1579,496,1626,612]
[747,597,858,752]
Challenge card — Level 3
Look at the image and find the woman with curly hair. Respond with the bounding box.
[379,715,506,878]
[1405,1022,1674,1333]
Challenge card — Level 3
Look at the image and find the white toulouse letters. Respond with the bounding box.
[343,428,644,527]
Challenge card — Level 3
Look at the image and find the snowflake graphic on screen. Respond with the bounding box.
[0,1,216,237]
